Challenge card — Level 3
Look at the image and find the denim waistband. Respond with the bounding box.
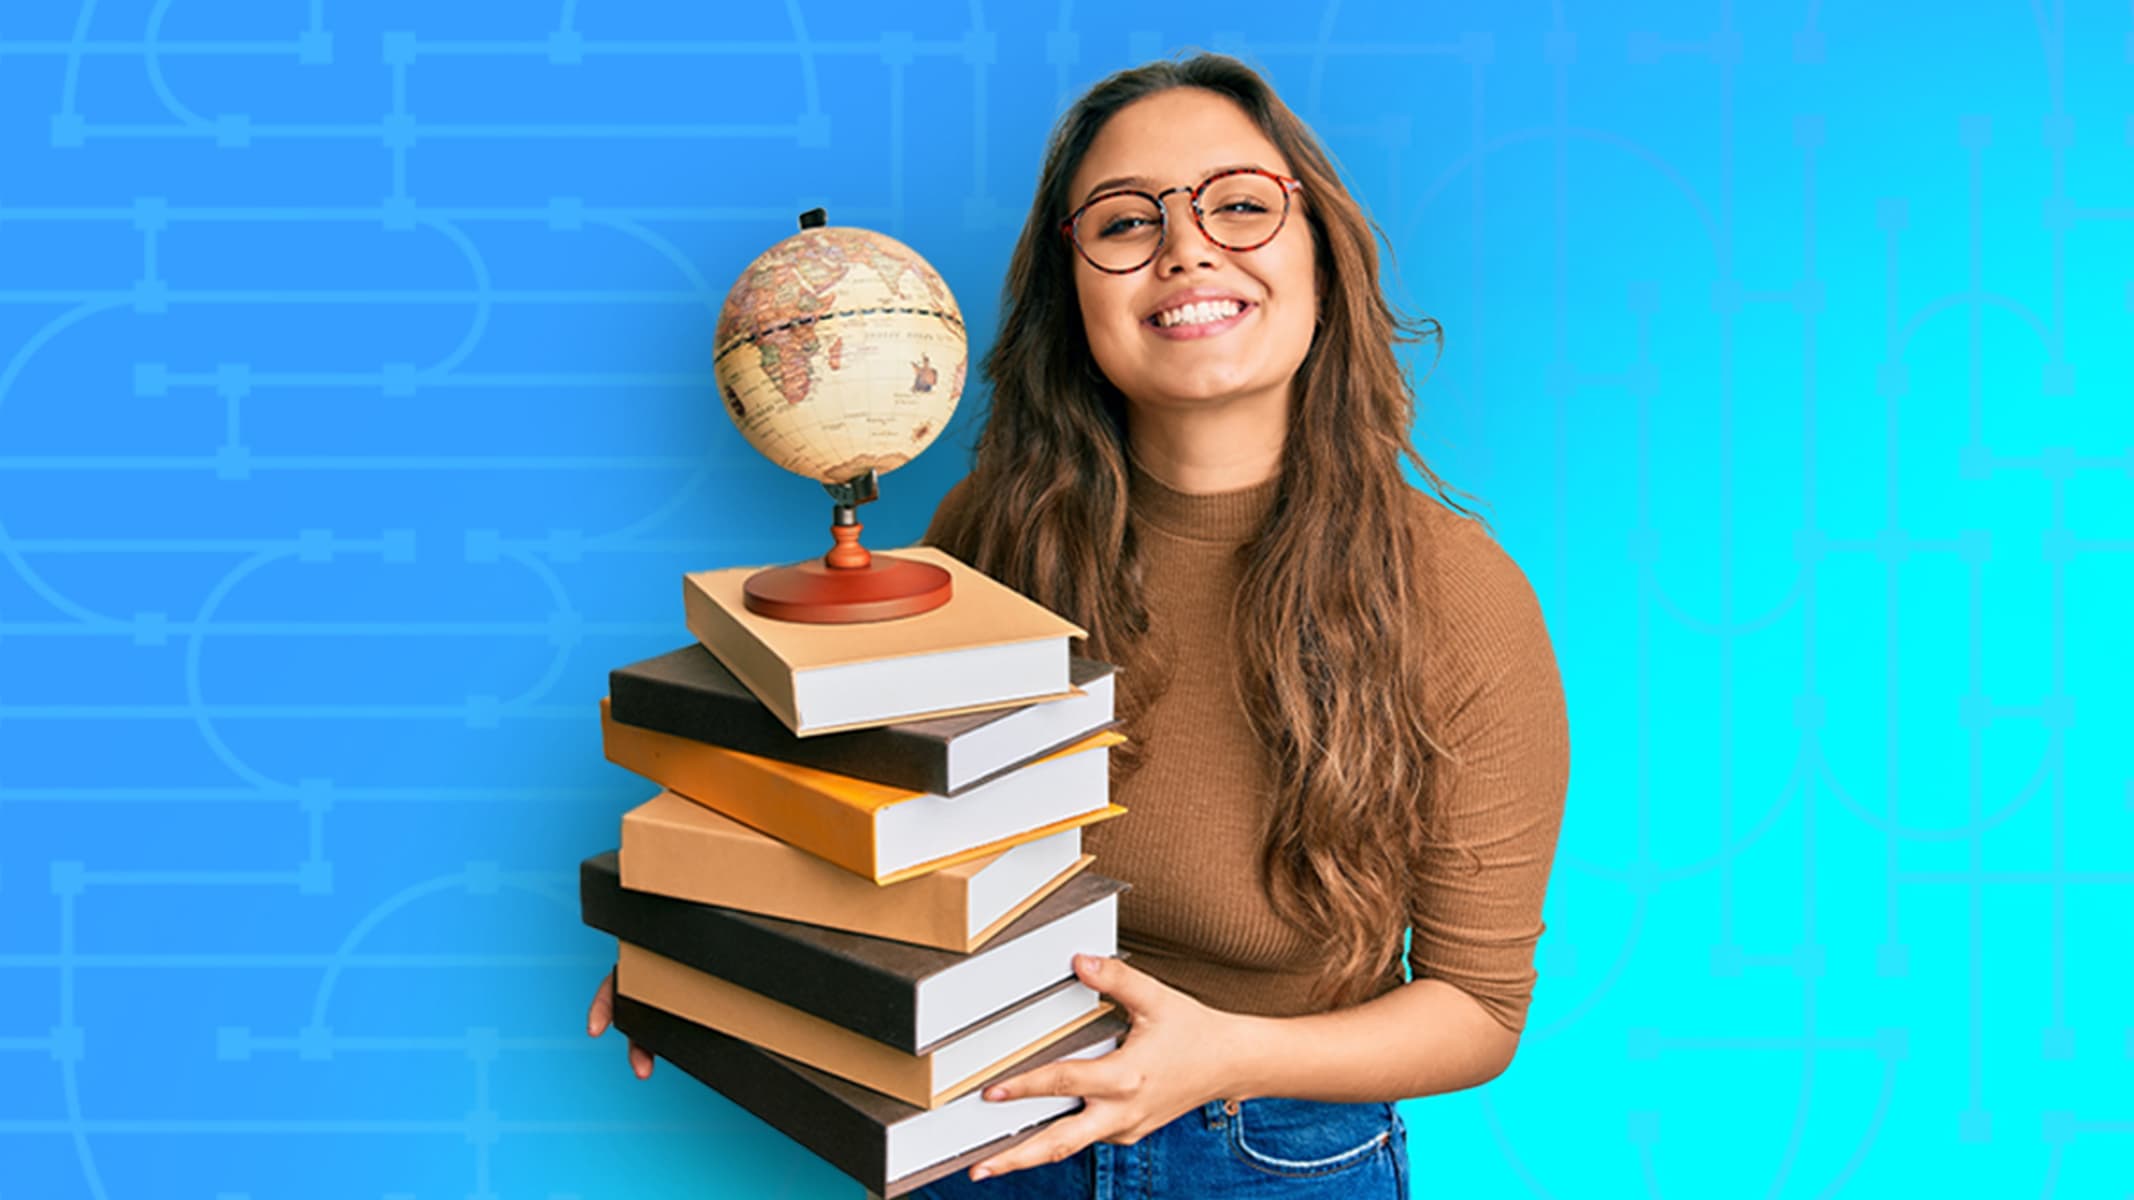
[915,1095,1407,1199]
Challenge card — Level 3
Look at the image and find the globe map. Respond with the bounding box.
[713,225,967,486]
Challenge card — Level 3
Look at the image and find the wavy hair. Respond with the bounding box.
[927,53,1475,1010]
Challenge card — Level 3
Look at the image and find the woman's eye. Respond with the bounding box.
[1099,217,1152,237]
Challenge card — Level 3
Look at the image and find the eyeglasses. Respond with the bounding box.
[1060,167,1304,275]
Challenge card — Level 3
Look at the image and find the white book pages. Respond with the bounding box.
[794,638,1066,732]
[885,1037,1118,1182]
[913,895,1119,1048]
[878,745,1111,878]
[932,982,1104,1088]
[964,829,1083,939]
[945,671,1117,792]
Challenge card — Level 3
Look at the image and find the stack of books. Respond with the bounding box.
[581,545,1131,1196]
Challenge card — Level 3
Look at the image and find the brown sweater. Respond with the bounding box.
[925,457,1569,1033]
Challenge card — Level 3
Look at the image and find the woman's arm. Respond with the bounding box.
[1225,973,1519,1102]
[967,957,1514,1179]
[971,510,1568,1179]
[1234,509,1565,1103]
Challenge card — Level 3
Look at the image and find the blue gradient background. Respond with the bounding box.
[1,2,2127,1197]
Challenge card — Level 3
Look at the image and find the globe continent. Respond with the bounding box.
[713,226,967,486]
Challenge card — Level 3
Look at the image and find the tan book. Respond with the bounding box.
[609,993,1126,1198]
[683,544,1088,736]
[602,698,1126,884]
[621,791,1095,951]
[617,942,1112,1110]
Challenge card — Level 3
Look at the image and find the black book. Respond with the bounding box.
[613,993,1125,1197]
[580,852,1125,1054]
[608,644,1117,795]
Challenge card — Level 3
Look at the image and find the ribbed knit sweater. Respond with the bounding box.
[927,456,1569,1032]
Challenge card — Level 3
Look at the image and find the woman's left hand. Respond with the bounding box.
[968,953,1250,1182]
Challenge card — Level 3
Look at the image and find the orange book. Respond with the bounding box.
[602,699,1125,884]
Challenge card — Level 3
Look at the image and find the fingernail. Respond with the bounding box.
[971,1168,992,1182]
[983,1086,1005,1101]
[1073,954,1092,971]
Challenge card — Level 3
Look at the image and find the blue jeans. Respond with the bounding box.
[916,1098,1408,1199]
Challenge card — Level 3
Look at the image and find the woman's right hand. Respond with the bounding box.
[587,969,655,1079]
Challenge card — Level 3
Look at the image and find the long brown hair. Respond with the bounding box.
[929,54,1475,1010]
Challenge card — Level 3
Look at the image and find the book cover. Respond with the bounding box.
[601,698,1126,884]
[581,852,1126,1053]
[610,644,1118,795]
[616,941,1111,1108]
[621,791,1093,951]
[683,544,1088,735]
[610,993,1126,1198]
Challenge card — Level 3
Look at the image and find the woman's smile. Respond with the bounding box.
[1146,299,1256,340]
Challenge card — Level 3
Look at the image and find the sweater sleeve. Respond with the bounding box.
[1405,511,1571,1034]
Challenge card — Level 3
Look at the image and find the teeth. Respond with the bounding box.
[1155,300,1244,328]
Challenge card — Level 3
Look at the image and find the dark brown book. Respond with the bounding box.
[612,993,1126,1197]
[609,644,1117,796]
[579,852,1125,1053]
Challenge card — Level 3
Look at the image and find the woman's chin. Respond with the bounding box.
[1124,379,1285,415]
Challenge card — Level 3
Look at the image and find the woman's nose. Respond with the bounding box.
[1152,191,1222,273]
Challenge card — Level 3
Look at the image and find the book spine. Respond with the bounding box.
[611,993,889,1191]
[602,703,882,879]
[581,856,923,1050]
[608,670,950,794]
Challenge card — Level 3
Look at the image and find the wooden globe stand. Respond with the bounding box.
[742,471,953,624]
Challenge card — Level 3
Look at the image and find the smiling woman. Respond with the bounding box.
[589,51,1570,1200]
[904,54,1571,1196]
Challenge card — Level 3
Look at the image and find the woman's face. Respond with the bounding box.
[1065,88,1318,424]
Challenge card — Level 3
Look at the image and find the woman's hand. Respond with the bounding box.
[967,954,1248,1182]
[586,969,655,1079]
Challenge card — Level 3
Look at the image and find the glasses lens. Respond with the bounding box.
[1198,173,1287,249]
[1075,194,1163,271]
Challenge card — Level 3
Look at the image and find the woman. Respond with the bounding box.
[591,53,1568,1196]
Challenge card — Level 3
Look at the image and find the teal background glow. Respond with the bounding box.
[1,1,2127,1196]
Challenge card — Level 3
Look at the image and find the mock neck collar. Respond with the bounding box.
[1126,448,1281,544]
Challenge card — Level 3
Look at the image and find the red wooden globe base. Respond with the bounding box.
[742,521,952,623]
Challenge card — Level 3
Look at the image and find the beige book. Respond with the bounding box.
[617,942,1112,1110]
[684,544,1088,736]
[621,790,1095,952]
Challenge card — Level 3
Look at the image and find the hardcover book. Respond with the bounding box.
[616,941,1110,1108]
[683,544,1087,735]
[609,644,1118,795]
[621,791,1092,952]
[601,698,1125,884]
[581,852,1126,1053]
[611,992,1126,1198]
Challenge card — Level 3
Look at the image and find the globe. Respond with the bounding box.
[711,214,967,623]
[713,222,966,487]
